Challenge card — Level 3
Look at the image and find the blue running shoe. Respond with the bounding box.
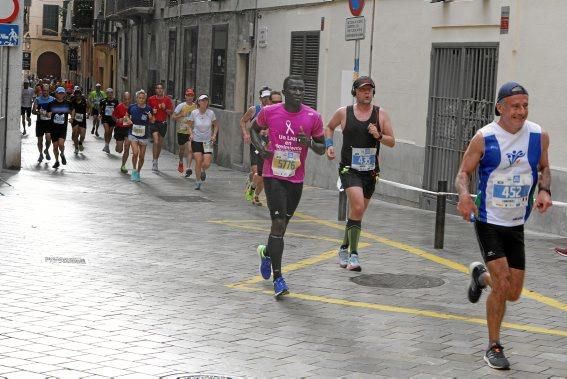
[257,245,271,280]
[273,277,289,298]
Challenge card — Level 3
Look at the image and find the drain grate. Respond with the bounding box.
[157,196,212,203]
[350,273,445,289]
[45,257,87,264]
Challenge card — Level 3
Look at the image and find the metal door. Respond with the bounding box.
[423,44,498,195]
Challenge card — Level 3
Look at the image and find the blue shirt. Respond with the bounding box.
[35,96,54,123]
[128,104,152,139]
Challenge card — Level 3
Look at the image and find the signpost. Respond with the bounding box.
[346,1,366,82]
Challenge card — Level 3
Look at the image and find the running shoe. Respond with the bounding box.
[95,131,100,137]
[201,170,206,181]
[347,253,361,271]
[78,144,84,152]
[152,160,158,172]
[252,196,263,206]
[27,117,31,126]
[484,343,510,370]
[52,161,60,169]
[74,147,79,155]
[245,187,254,202]
[555,246,567,257]
[338,246,349,268]
[195,181,202,190]
[468,262,488,303]
[273,276,289,298]
[120,165,128,174]
[102,145,110,153]
[91,127,95,134]
[37,154,44,163]
[44,149,51,161]
[185,168,193,178]
[177,162,184,173]
[131,170,139,182]
[257,245,272,280]
[22,130,26,136]
[61,153,67,165]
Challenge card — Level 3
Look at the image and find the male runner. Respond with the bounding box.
[172,88,197,176]
[70,89,88,154]
[147,83,174,171]
[100,88,120,153]
[325,76,395,271]
[456,81,552,370]
[21,81,35,135]
[32,84,53,163]
[47,87,72,169]
[240,86,271,205]
[113,92,132,173]
[251,76,326,298]
[88,83,106,136]
[270,91,283,104]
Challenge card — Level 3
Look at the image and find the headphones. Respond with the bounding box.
[351,77,376,96]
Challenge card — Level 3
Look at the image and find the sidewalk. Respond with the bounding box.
[0,117,565,378]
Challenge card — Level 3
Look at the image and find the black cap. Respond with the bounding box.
[495,81,528,116]
[353,76,375,90]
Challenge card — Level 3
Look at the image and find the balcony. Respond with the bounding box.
[72,0,94,31]
[105,0,154,20]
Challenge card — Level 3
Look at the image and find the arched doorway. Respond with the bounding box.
[37,52,62,80]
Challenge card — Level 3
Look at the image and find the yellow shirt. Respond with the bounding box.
[176,102,197,134]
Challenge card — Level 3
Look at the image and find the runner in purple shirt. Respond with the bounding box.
[251,75,325,298]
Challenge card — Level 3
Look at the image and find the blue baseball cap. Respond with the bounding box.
[55,86,66,94]
[495,81,528,116]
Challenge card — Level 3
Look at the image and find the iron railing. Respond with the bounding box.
[104,0,154,17]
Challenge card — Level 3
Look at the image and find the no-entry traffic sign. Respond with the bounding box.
[348,0,365,17]
[0,0,20,24]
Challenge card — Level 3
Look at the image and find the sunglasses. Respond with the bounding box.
[271,100,282,104]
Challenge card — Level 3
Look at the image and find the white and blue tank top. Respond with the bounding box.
[476,121,541,227]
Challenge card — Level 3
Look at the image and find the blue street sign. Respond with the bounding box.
[0,24,19,46]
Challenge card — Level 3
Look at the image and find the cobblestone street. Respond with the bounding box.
[0,119,565,378]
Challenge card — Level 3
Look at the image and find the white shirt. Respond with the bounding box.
[189,108,216,142]
[21,88,35,108]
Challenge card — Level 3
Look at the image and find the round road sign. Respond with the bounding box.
[0,0,20,24]
[348,0,365,17]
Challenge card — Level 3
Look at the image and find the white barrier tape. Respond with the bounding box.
[376,178,567,208]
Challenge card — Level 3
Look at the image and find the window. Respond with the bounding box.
[183,26,198,93]
[210,24,228,108]
[289,31,320,109]
[42,4,59,36]
[167,29,177,97]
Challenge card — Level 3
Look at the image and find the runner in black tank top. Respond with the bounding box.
[324,76,396,272]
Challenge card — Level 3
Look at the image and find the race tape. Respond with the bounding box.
[374,178,567,208]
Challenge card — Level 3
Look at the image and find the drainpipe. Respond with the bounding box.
[368,0,376,76]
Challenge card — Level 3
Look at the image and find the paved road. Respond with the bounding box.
[0,118,566,378]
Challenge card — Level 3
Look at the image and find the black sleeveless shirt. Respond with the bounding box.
[340,105,381,172]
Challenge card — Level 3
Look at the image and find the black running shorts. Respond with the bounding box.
[150,122,167,137]
[191,141,212,155]
[339,167,377,199]
[114,127,130,141]
[249,144,264,176]
[36,121,52,137]
[264,177,303,220]
[474,221,525,270]
[51,126,67,141]
[21,107,32,117]
[102,117,115,127]
[177,133,190,146]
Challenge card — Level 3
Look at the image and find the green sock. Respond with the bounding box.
[346,219,362,253]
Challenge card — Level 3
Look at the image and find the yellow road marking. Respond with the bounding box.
[294,212,567,313]
[209,220,344,244]
[228,243,371,288]
[230,285,567,337]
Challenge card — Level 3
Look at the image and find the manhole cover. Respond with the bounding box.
[160,375,240,379]
[350,273,444,289]
[157,196,212,203]
[45,257,86,264]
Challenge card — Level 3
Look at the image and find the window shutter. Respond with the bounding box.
[289,31,320,109]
